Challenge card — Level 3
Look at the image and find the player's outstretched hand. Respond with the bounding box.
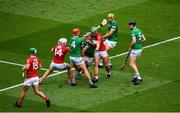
[39,77,44,84]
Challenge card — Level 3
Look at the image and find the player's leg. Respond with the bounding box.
[102,56,111,78]
[93,55,100,82]
[105,43,113,67]
[85,57,94,71]
[71,64,78,85]
[65,63,72,85]
[99,41,112,68]
[79,62,97,88]
[15,85,29,107]
[75,57,93,79]
[106,53,112,67]
[39,67,54,83]
[33,85,50,107]
[129,51,142,84]
[75,68,82,79]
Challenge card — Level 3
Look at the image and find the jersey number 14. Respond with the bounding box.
[55,48,63,56]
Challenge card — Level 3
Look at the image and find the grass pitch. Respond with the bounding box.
[0,0,180,112]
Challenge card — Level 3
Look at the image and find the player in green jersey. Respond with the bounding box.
[99,13,119,68]
[128,20,146,85]
[69,28,97,88]
[76,33,96,79]
[82,33,96,68]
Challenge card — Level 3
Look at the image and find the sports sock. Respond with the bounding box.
[108,60,112,65]
[134,73,141,79]
[72,78,76,84]
[89,80,93,85]
[95,76,98,79]
[99,60,103,65]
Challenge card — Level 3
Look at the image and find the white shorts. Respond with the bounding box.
[85,56,94,65]
[70,56,84,65]
[50,62,67,70]
[104,39,117,49]
[24,76,39,86]
[130,49,143,57]
[95,51,107,58]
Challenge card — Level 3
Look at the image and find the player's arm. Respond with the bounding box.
[66,47,70,52]
[128,37,136,51]
[82,46,88,57]
[38,59,42,70]
[102,29,115,38]
[141,34,146,43]
[22,60,30,71]
[39,64,42,69]
[86,39,96,47]
[96,35,101,50]
[51,47,55,52]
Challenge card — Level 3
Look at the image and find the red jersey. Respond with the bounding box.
[26,55,41,78]
[52,45,70,64]
[91,32,106,51]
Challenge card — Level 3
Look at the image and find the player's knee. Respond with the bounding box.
[67,64,71,68]
[34,89,39,94]
[129,63,134,67]
[104,62,108,67]
[67,66,71,70]
[94,62,99,67]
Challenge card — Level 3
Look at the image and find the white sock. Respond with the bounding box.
[134,72,140,78]
[134,73,141,79]
[72,78,76,84]
[108,60,112,65]
[95,76,98,79]
[89,80,93,85]
[137,76,142,79]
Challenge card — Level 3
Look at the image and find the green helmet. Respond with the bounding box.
[91,27,97,33]
[29,48,37,54]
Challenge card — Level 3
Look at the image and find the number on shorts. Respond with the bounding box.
[33,58,39,70]
[55,48,63,56]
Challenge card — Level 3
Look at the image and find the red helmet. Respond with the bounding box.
[72,28,80,36]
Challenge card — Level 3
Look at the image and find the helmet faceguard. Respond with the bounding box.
[90,27,97,36]
[58,38,67,45]
[29,48,37,54]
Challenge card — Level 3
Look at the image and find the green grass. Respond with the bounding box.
[0,0,180,112]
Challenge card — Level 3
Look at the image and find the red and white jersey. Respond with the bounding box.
[91,32,106,51]
[52,45,70,64]
[26,55,41,78]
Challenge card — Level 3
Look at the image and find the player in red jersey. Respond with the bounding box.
[15,48,50,108]
[39,38,72,84]
[90,27,111,82]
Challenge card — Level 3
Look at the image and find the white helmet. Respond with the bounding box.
[58,38,67,45]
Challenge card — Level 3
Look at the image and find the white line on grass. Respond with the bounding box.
[0,60,59,72]
[0,36,180,92]
[110,36,180,59]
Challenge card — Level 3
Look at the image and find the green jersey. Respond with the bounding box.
[131,27,143,50]
[107,21,119,42]
[69,36,85,57]
[85,38,96,58]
